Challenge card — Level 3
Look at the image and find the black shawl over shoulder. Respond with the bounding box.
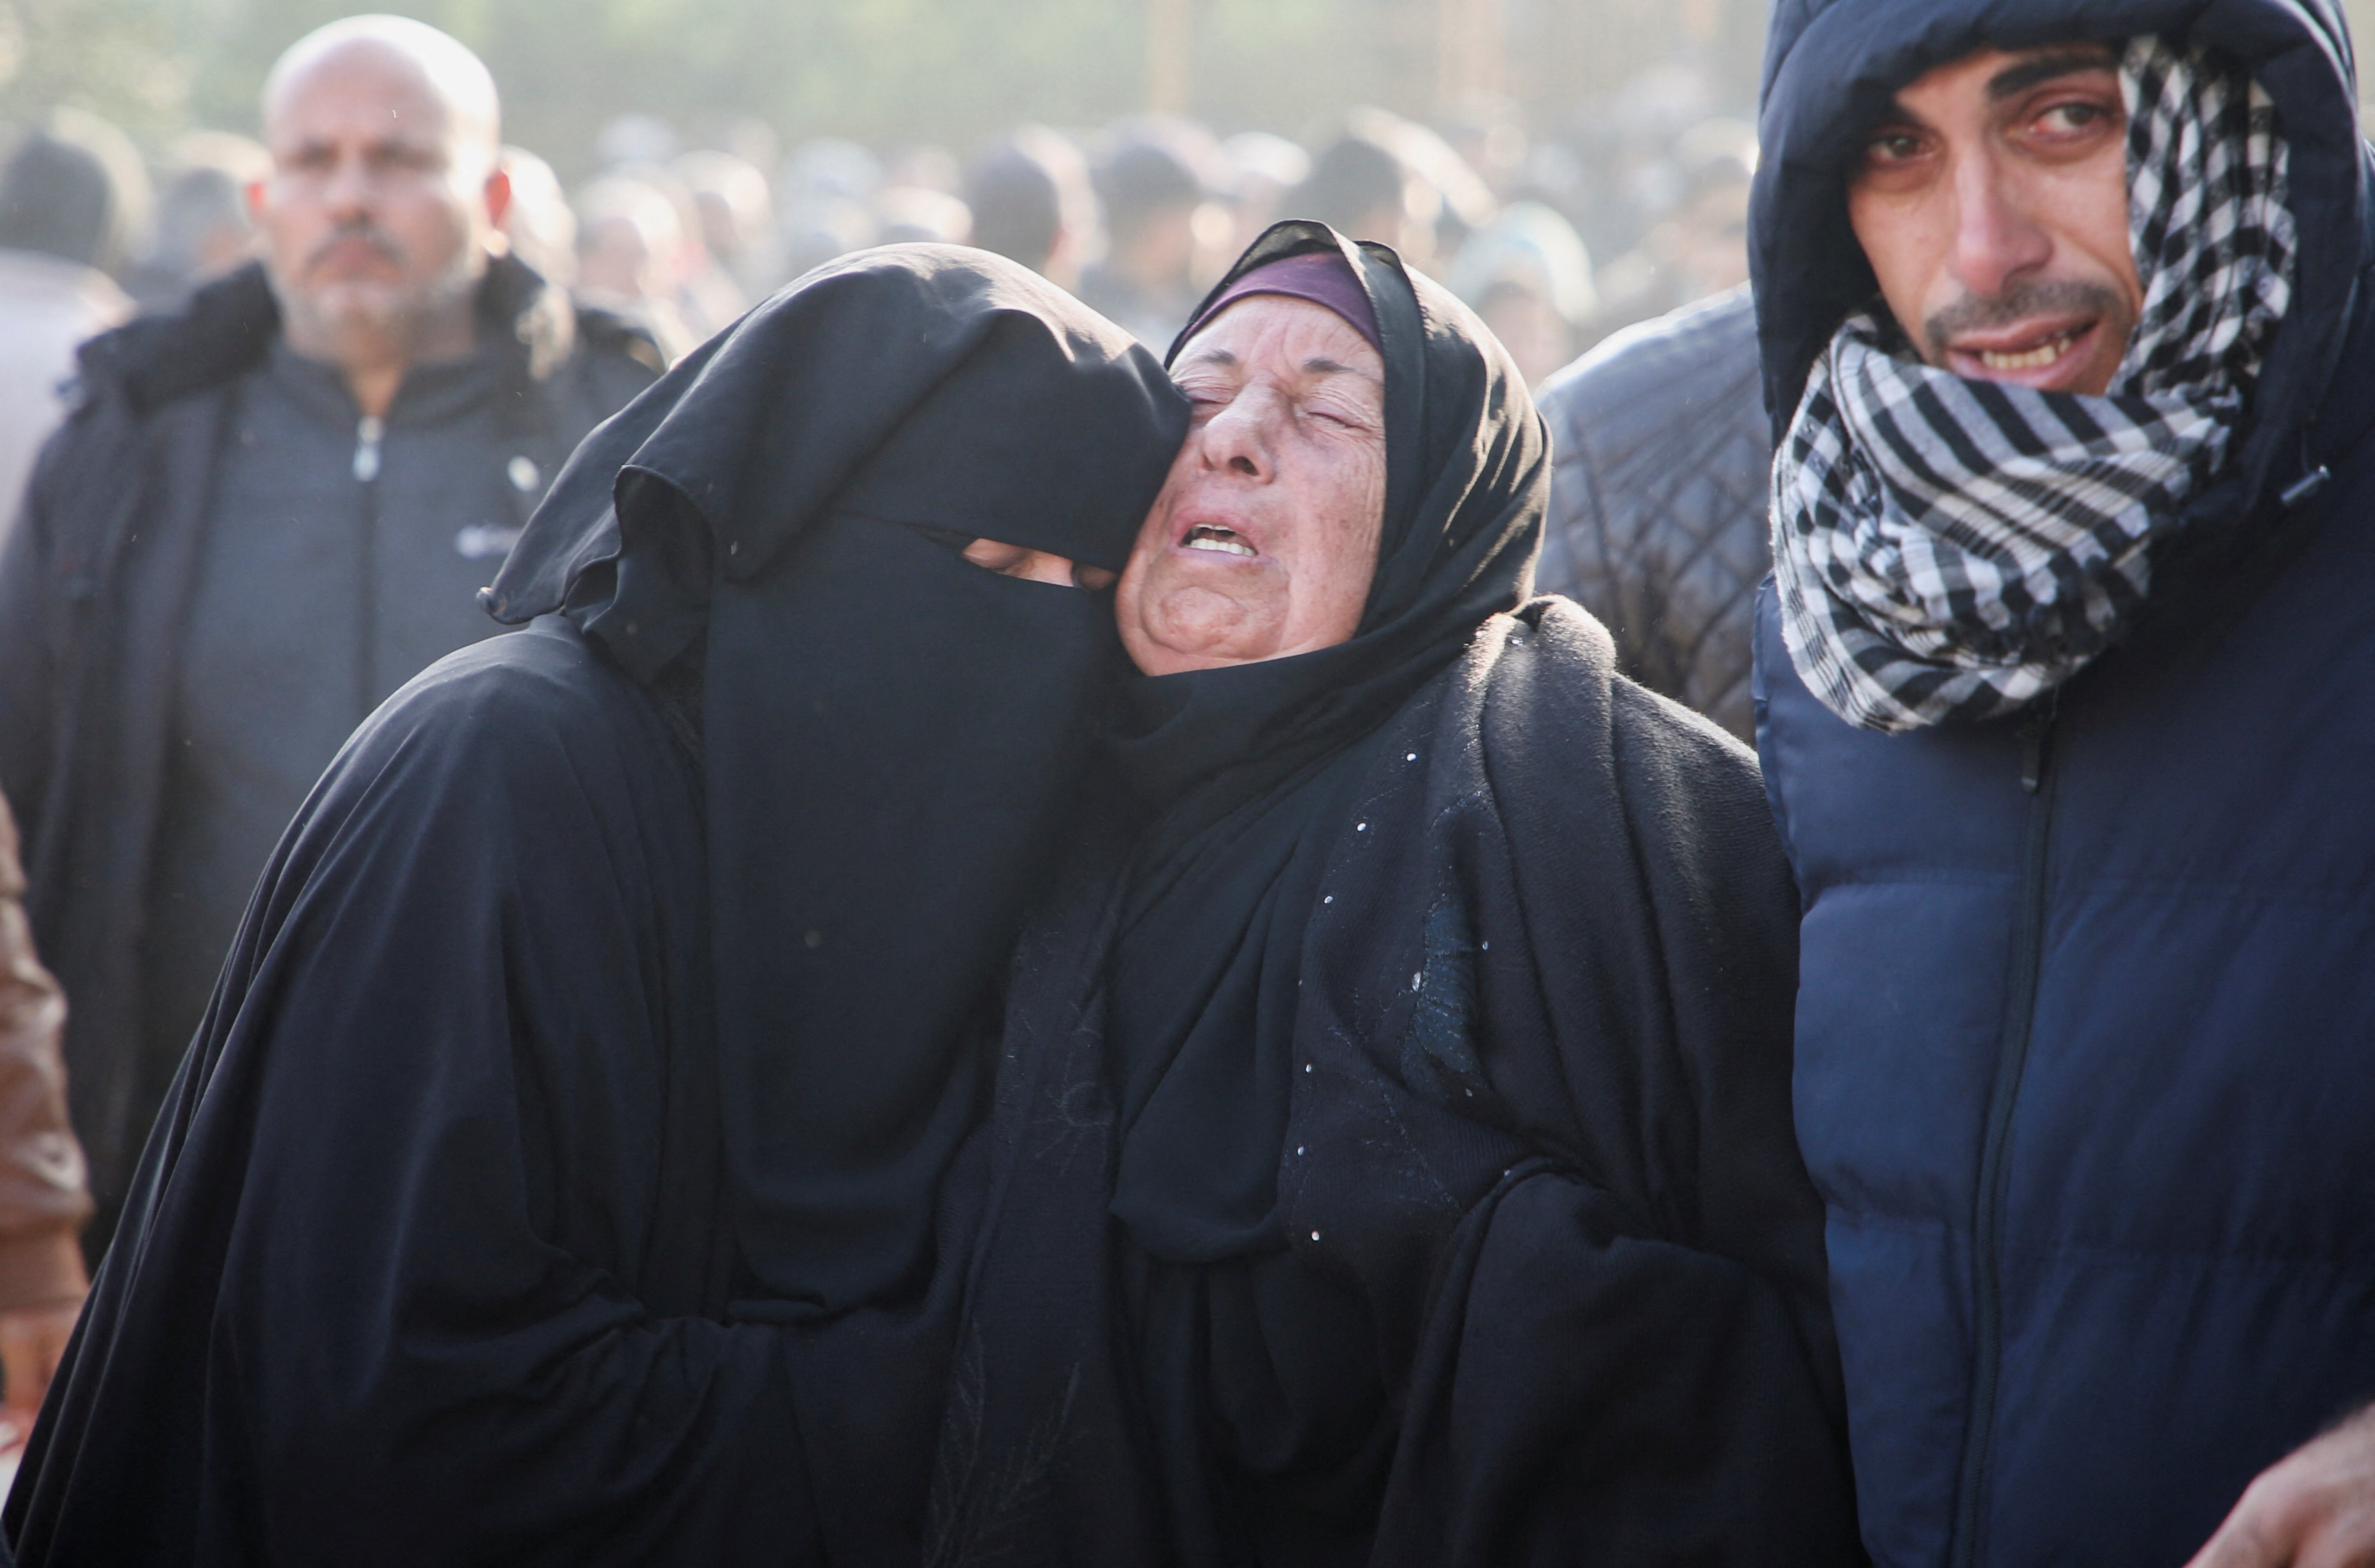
[5,246,1185,1565]
[925,228,1862,1565]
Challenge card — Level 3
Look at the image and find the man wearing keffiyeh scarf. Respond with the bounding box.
[1747,1,2375,1565]
[1774,36,2295,732]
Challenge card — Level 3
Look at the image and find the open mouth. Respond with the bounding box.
[1974,330,2083,372]
[1181,523,1257,558]
[1942,315,2104,389]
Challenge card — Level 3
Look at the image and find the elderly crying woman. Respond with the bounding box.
[946,223,1862,1565]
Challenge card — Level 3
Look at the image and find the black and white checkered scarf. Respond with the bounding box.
[1771,36,2296,733]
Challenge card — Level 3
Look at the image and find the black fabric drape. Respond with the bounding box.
[487,243,1187,1314]
[939,602,1862,1565]
[10,621,805,1565]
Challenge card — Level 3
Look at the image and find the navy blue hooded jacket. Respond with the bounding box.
[1750,3,2375,1565]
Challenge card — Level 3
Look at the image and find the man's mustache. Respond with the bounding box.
[1923,279,2125,359]
[307,222,407,272]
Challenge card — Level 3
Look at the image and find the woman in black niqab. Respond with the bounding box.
[497,245,1187,1318]
[6,246,1185,1566]
[928,225,1865,1565]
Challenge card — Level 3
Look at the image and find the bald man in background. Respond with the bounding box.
[0,14,659,1259]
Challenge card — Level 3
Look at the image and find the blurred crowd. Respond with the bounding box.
[0,69,1758,497]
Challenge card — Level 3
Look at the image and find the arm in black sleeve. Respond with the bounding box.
[10,630,819,1567]
[1378,606,1857,1566]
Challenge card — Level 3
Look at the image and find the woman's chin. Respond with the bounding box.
[1121,594,1284,675]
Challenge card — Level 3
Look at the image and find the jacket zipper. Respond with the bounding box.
[1948,696,2060,1568]
[353,415,383,722]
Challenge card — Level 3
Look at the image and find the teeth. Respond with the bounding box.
[1978,333,2077,371]
[1184,526,1256,558]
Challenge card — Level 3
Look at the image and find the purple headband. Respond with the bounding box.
[1177,250,1381,357]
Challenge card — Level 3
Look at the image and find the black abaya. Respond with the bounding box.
[938,602,1862,1567]
[6,246,1187,1564]
[11,622,810,1562]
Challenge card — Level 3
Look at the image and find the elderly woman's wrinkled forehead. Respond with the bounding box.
[1171,292,1386,396]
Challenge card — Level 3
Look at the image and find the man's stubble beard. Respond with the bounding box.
[273,232,487,367]
[1919,277,2131,364]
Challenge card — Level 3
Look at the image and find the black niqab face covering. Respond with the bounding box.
[487,245,1188,1314]
[1104,222,1546,1262]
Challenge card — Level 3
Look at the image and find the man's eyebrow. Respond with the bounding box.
[1177,347,1237,370]
[1988,49,2118,101]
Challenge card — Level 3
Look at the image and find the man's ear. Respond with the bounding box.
[482,165,513,231]
[245,177,268,222]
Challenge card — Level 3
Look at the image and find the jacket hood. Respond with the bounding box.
[1751,0,2369,515]
[67,250,644,420]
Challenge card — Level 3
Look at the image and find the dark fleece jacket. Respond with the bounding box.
[0,254,658,1225]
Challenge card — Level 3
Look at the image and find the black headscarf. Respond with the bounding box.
[485,244,1186,1315]
[1104,221,1544,1262]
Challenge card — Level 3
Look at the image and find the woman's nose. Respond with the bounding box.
[1198,390,1278,481]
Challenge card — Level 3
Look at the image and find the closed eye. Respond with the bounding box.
[1304,394,1379,432]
